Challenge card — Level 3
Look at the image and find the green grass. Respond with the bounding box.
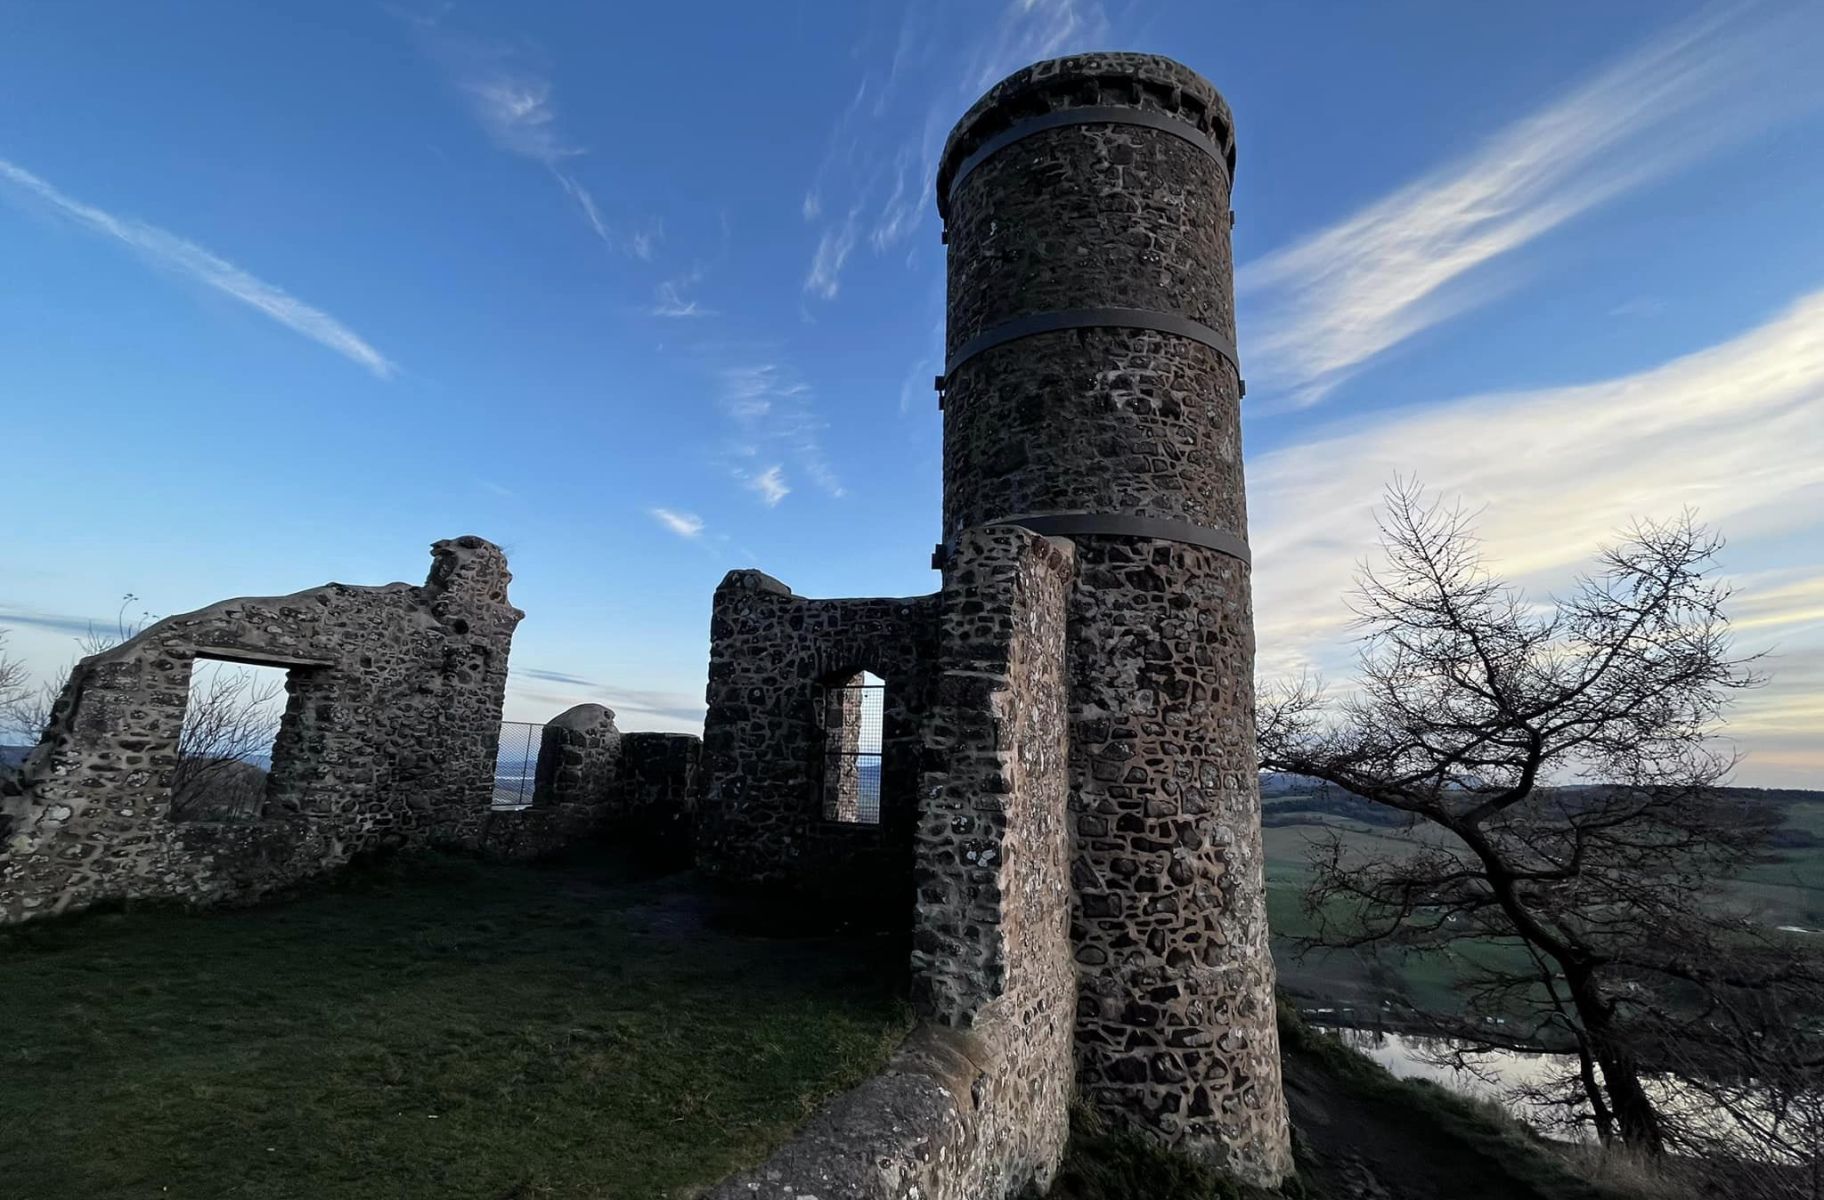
[0,851,912,1200]
[1273,1002,1621,1200]
[1267,821,1507,1016]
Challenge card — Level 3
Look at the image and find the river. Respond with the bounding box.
[1314,1022,1818,1163]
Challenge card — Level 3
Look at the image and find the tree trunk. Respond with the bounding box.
[1572,1041,1616,1143]
[1565,971,1664,1153]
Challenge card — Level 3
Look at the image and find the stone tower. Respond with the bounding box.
[935,53,1290,1183]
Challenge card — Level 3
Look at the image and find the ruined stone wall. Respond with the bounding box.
[698,570,938,900]
[533,703,622,812]
[0,538,522,924]
[709,526,1077,1200]
[473,709,699,865]
[937,52,1290,1184]
[616,732,700,869]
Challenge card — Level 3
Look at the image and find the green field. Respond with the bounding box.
[0,852,910,1200]
[1263,788,1824,1017]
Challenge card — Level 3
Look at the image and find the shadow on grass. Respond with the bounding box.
[0,848,912,1200]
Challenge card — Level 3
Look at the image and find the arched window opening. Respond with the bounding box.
[821,670,884,825]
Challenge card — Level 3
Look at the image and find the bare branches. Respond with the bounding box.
[0,631,34,750]
[1262,482,1820,1172]
[4,598,285,822]
[170,662,286,821]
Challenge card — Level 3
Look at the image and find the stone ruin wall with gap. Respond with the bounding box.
[709,526,1077,1200]
[0,538,703,924]
[0,537,522,922]
[488,703,701,867]
[697,569,940,904]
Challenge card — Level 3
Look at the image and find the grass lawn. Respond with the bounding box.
[0,852,911,1200]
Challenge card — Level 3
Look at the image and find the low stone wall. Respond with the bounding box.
[469,716,699,865]
[710,527,1077,1199]
[698,570,939,901]
[535,704,622,812]
[0,538,523,925]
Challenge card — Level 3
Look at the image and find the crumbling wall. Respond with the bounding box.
[709,526,1077,1200]
[618,732,700,868]
[697,570,938,900]
[0,537,522,924]
[470,711,700,865]
[533,703,622,811]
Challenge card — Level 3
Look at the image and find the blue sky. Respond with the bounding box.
[3,1,1822,785]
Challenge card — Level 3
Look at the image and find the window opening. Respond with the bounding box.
[823,671,884,825]
[171,658,288,821]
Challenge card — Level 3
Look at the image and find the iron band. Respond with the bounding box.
[932,512,1251,568]
[942,106,1231,213]
[940,307,1239,385]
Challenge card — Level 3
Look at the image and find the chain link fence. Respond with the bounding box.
[491,720,545,809]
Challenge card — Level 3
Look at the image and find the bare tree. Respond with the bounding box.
[1259,482,1823,1176]
[3,597,286,821]
[168,661,286,820]
[1,595,152,744]
[0,631,33,755]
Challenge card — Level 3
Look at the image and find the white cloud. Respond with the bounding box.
[1248,288,1824,784]
[628,220,662,261]
[1238,4,1824,409]
[403,17,623,253]
[650,271,711,318]
[805,208,860,300]
[648,507,704,538]
[717,364,845,499]
[800,0,1111,301]
[0,158,394,378]
[460,71,612,247]
[744,464,791,507]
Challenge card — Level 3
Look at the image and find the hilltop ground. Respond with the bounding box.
[5,784,1815,1198]
[0,851,911,1200]
[2,847,1649,1200]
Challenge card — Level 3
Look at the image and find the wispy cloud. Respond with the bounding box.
[628,219,662,261]
[648,507,705,538]
[1249,287,1824,783]
[742,464,791,507]
[519,668,597,688]
[1238,4,1824,409]
[507,675,707,726]
[800,0,1111,300]
[805,206,860,300]
[717,364,844,499]
[461,68,611,246]
[650,269,711,318]
[0,158,395,378]
[400,13,628,254]
[0,606,110,639]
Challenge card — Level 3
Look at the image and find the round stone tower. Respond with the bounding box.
[936,53,1290,1183]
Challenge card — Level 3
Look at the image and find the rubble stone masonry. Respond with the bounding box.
[938,52,1290,1184]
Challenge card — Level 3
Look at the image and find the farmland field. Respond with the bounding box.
[1263,784,1824,1019]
